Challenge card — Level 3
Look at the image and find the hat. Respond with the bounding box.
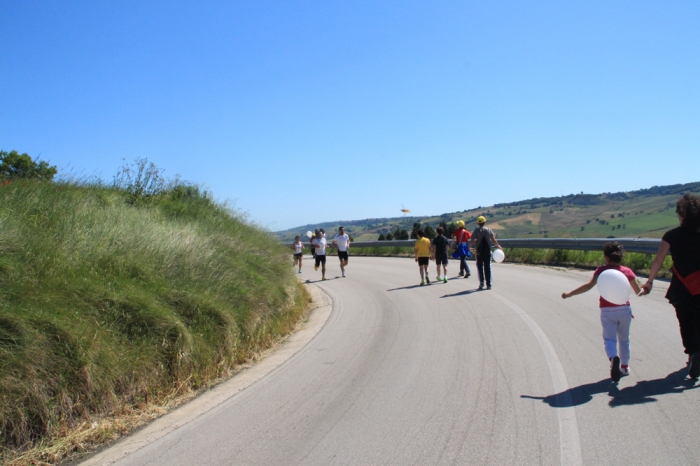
[319,228,325,233]
[477,216,486,224]
[456,220,465,227]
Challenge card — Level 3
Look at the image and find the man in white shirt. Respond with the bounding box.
[311,228,328,280]
[332,226,351,277]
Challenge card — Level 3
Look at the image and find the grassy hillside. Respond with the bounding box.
[0,181,309,463]
[277,181,700,241]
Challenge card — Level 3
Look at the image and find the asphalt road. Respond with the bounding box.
[93,256,699,465]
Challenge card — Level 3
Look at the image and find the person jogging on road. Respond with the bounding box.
[431,226,450,283]
[562,242,642,382]
[311,228,327,280]
[451,220,472,278]
[332,226,351,278]
[310,230,318,261]
[470,216,502,290]
[290,235,304,273]
[415,229,431,285]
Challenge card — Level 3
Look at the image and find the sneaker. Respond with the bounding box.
[314,265,319,271]
[465,273,471,278]
[689,353,700,379]
[611,356,621,382]
[444,276,448,283]
[487,285,492,290]
[478,284,484,290]
[420,281,425,286]
[342,272,346,277]
[298,270,302,273]
[436,276,443,282]
[620,365,630,377]
[322,276,327,281]
[458,272,464,277]
[426,276,430,284]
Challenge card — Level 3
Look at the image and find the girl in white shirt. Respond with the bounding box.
[290,236,304,273]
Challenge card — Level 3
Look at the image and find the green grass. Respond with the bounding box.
[503,248,673,278]
[277,184,700,242]
[0,181,309,460]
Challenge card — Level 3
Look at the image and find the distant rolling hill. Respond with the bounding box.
[276,181,700,243]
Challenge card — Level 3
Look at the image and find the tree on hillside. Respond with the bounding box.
[385,232,394,240]
[378,234,386,241]
[0,150,58,181]
[410,222,421,239]
[423,224,436,239]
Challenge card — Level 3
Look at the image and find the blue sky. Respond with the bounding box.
[2,1,699,231]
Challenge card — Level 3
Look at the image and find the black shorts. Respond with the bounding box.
[293,253,303,259]
[417,257,429,266]
[435,255,448,265]
[315,255,326,266]
[338,251,349,261]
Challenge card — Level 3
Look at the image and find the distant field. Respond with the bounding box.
[277,182,699,242]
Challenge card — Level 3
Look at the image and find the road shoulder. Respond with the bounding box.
[78,283,333,466]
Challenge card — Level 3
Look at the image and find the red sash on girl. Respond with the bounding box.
[673,265,700,295]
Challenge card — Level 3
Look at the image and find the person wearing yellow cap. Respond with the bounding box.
[470,216,502,290]
[451,220,472,278]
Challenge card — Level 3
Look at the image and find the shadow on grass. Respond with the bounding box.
[521,367,698,408]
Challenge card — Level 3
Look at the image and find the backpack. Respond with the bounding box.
[476,228,491,256]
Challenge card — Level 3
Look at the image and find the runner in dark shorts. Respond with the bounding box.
[431,226,450,282]
[311,229,328,280]
[290,235,304,273]
[414,229,431,285]
[332,226,351,277]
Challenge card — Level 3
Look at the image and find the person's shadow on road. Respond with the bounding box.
[440,289,482,298]
[387,284,428,291]
[305,278,340,284]
[521,367,697,408]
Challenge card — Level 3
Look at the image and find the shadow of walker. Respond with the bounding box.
[521,367,698,408]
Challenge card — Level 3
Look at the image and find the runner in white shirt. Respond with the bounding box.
[289,235,304,274]
[332,226,351,277]
[311,228,328,280]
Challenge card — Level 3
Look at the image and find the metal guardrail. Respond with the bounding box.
[304,238,661,254]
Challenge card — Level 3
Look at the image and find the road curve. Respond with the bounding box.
[88,257,699,465]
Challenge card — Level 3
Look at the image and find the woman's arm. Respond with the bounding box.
[639,240,671,295]
[562,276,597,299]
[630,278,642,296]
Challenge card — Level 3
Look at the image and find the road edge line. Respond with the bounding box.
[492,292,583,466]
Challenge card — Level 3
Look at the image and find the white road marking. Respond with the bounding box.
[492,292,583,466]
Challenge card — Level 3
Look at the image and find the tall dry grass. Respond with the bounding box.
[0,180,309,463]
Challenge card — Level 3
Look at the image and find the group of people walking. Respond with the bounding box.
[413,216,502,289]
[291,227,350,281]
[292,194,700,383]
[562,193,700,382]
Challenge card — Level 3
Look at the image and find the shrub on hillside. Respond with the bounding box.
[113,158,166,204]
[0,150,57,181]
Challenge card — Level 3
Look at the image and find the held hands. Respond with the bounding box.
[639,282,653,296]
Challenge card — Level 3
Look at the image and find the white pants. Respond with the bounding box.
[600,306,632,365]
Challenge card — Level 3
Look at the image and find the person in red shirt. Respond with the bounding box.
[562,242,642,382]
[451,220,471,278]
